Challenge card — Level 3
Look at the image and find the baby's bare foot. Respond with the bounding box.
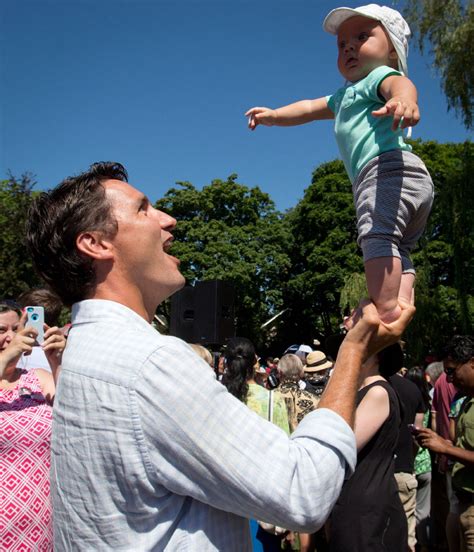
[378,304,402,324]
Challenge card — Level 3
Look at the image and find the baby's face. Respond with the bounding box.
[336,15,397,82]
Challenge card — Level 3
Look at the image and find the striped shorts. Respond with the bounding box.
[353,150,434,274]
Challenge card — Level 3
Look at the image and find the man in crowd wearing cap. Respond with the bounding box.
[295,344,313,364]
[246,4,433,328]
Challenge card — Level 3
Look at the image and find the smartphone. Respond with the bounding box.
[407,424,420,435]
[25,306,45,344]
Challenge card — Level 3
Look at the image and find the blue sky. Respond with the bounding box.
[1,0,471,211]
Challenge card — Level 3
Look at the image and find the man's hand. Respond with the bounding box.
[372,97,420,131]
[245,107,278,130]
[416,428,451,454]
[344,299,415,360]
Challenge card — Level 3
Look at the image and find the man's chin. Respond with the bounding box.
[165,275,186,299]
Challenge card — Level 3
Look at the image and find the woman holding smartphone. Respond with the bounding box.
[0,300,65,551]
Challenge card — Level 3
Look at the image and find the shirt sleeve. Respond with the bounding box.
[364,65,401,103]
[326,94,335,113]
[133,341,356,533]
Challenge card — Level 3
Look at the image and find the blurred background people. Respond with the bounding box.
[329,344,407,552]
[16,287,64,372]
[425,361,445,399]
[417,336,474,552]
[278,352,327,552]
[295,344,313,365]
[222,337,290,551]
[222,337,289,433]
[190,343,214,370]
[277,353,320,433]
[303,350,332,398]
[431,356,458,550]
[405,366,433,552]
[390,367,427,552]
[0,299,65,551]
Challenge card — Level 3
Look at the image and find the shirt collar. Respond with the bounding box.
[71,299,152,332]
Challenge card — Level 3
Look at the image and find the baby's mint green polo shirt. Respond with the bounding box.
[326,65,412,184]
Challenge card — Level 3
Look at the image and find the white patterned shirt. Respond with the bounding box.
[51,300,356,551]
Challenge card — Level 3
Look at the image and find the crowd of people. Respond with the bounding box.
[2,1,473,549]
[0,160,471,552]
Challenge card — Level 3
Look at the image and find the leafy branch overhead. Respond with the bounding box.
[405,0,474,128]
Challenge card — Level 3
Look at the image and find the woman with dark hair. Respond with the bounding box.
[222,337,289,432]
[0,300,65,551]
[222,337,289,551]
[329,343,407,552]
[405,366,432,552]
[221,337,255,402]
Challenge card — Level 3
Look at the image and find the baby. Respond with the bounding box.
[246,4,434,324]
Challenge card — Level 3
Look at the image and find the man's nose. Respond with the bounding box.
[157,209,177,230]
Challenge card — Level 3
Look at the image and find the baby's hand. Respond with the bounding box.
[372,97,420,131]
[245,107,278,130]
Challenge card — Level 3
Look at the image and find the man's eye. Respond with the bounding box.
[359,32,368,40]
[339,41,345,49]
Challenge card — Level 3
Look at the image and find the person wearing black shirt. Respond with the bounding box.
[389,372,426,552]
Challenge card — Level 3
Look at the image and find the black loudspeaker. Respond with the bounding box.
[170,280,235,345]
[170,286,195,343]
[194,280,235,345]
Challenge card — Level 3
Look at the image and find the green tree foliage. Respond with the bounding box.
[281,141,473,363]
[1,140,471,362]
[406,139,474,361]
[0,173,41,298]
[280,160,363,343]
[155,175,293,345]
[404,0,474,128]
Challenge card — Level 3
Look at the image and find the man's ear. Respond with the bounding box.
[76,231,114,261]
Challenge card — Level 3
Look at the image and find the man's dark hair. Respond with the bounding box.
[26,162,128,307]
[442,335,474,364]
[18,288,63,326]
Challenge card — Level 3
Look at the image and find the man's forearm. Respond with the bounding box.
[443,443,474,468]
[317,342,364,428]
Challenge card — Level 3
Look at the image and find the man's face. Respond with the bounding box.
[103,179,185,304]
[336,16,397,82]
[444,356,474,392]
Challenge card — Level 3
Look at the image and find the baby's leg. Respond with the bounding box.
[365,256,402,323]
[399,271,415,305]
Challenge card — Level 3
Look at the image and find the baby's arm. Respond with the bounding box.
[246,97,333,130]
[372,75,420,131]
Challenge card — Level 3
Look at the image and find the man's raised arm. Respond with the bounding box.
[318,300,415,428]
